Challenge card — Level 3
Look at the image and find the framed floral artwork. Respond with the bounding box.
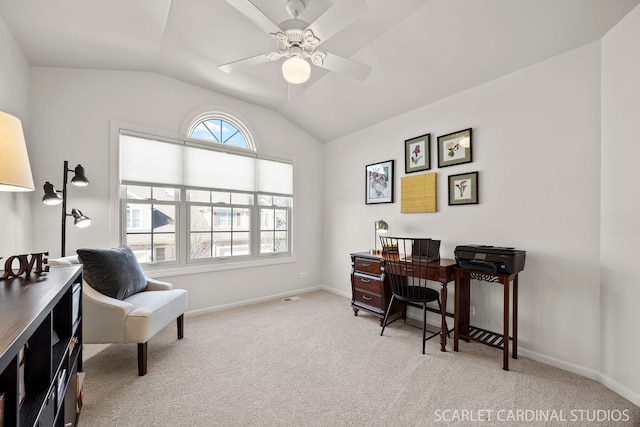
[365,160,394,204]
[405,133,431,173]
[437,128,472,168]
[448,171,478,205]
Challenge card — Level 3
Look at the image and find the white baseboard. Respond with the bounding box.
[518,347,640,407]
[185,285,324,317]
[596,373,640,407]
[517,347,599,380]
[320,285,350,299]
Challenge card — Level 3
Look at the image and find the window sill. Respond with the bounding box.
[141,255,296,278]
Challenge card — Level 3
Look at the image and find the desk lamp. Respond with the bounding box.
[372,219,389,254]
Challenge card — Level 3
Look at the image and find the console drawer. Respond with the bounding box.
[354,257,383,275]
[353,290,382,311]
[353,273,382,294]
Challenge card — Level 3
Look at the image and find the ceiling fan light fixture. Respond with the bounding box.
[282,57,310,84]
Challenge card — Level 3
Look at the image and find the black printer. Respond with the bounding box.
[455,245,526,274]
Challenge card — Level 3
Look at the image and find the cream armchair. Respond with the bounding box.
[50,255,188,376]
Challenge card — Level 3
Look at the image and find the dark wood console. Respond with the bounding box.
[350,252,396,326]
[350,252,457,351]
[0,265,83,426]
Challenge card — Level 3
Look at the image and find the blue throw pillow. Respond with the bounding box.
[77,246,147,300]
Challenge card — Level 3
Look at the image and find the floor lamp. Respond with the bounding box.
[42,161,91,256]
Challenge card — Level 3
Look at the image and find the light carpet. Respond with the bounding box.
[78,290,639,426]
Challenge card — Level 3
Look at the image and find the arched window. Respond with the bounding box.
[187,113,255,151]
[116,109,293,269]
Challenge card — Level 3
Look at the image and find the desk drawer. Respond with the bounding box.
[353,290,382,310]
[354,257,383,275]
[353,273,382,294]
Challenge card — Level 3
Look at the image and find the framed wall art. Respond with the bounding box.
[448,171,478,205]
[404,133,431,173]
[401,172,437,213]
[365,160,394,204]
[437,128,472,168]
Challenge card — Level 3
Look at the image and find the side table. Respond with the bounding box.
[453,267,519,370]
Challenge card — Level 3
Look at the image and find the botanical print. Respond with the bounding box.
[405,133,430,173]
[368,165,390,199]
[446,139,466,161]
[437,128,472,168]
[454,178,470,200]
[410,141,425,167]
[366,160,394,204]
[448,171,478,205]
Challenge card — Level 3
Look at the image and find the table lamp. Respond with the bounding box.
[0,111,35,192]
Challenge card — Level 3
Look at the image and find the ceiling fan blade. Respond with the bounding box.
[317,52,371,81]
[226,0,281,35]
[307,0,367,43]
[219,53,276,73]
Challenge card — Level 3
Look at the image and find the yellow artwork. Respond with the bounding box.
[401,173,437,213]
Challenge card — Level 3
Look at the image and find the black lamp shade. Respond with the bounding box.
[71,164,89,186]
[42,181,62,205]
[71,209,91,228]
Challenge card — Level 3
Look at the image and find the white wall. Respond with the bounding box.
[27,68,324,311]
[601,5,640,406]
[0,16,33,256]
[324,43,604,375]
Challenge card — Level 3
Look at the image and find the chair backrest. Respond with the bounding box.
[380,236,436,302]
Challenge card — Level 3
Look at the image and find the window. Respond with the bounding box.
[118,127,293,269]
[259,195,291,254]
[187,190,253,259]
[187,113,254,150]
[121,185,178,263]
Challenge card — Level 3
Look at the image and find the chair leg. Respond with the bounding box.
[177,314,184,339]
[380,295,396,336]
[138,342,148,376]
[422,303,427,354]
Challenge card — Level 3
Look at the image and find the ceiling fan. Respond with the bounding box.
[219,0,372,84]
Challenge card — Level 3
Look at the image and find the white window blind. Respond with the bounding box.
[257,159,294,194]
[120,133,292,194]
[120,134,183,185]
[184,146,256,191]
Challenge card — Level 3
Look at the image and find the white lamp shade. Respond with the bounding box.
[0,111,35,191]
[282,58,311,84]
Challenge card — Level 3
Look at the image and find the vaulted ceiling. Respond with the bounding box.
[0,0,638,142]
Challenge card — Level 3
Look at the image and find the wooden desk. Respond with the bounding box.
[350,252,456,351]
[453,268,519,370]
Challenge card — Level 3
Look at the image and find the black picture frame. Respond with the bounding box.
[448,171,478,205]
[437,128,473,168]
[404,133,431,174]
[365,160,394,204]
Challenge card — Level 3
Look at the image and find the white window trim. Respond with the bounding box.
[109,120,298,277]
